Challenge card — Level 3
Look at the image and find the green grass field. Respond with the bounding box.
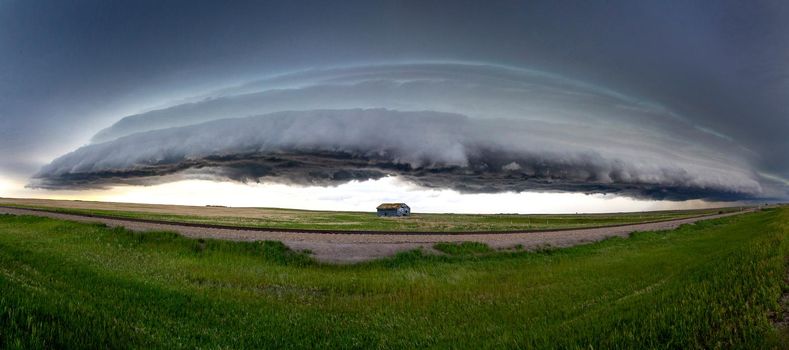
[0,207,787,348]
[0,202,742,232]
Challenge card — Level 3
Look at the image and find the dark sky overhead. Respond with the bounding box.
[1,0,788,207]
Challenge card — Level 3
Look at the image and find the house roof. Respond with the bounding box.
[377,203,407,210]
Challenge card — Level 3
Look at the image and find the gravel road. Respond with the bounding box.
[0,207,750,263]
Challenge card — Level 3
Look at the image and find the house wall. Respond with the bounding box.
[377,209,400,217]
[377,205,410,217]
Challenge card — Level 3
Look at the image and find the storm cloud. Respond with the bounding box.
[3,1,788,208]
[32,63,782,201]
[33,109,763,201]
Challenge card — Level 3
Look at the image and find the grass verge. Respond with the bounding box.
[0,207,786,348]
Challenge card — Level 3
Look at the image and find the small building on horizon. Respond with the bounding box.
[376,203,411,217]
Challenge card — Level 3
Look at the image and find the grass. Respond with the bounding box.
[433,241,494,256]
[0,201,743,232]
[0,207,787,348]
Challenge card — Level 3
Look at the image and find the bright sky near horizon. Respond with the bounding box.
[0,177,737,214]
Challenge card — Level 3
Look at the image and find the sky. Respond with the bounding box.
[1,0,787,213]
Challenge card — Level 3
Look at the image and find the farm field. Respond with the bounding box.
[0,198,744,232]
[0,207,787,348]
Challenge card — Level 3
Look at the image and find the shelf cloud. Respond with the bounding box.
[32,109,763,201]
[3,2,789,208]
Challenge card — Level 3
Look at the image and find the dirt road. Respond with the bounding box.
[0,206,750,263]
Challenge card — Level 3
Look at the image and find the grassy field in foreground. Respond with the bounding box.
[0,208,787,348]
[0,200,743,232]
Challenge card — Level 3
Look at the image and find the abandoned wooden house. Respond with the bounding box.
[376,203,411,217]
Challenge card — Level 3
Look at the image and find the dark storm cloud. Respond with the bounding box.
[1,0,787,200]
[89,62,760,167]
[32,109,762,201]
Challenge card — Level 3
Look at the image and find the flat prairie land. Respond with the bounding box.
[0,207,787,348]
[0,198,745,232]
